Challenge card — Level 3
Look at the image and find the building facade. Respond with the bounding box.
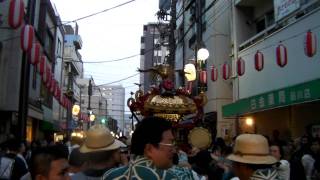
[223,0,320,139]
[100,85,125,131]
[0,0,67,142]
[62,24,83,132]
[175,0,234,138]
[140,23,170,93]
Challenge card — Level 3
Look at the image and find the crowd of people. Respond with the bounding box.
[0,116,319,180]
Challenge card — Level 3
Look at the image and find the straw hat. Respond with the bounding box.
[227,134,277,165]
[80,124,122,153]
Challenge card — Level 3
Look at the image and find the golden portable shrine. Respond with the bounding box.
[127,64,212,151]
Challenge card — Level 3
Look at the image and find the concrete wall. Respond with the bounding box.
[0,1,23,111]
[203,0,234,137]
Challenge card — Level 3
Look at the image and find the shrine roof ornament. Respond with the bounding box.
[128,64,207,122]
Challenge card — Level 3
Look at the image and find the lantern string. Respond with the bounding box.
[0,0,136,42]
[205,23,320,68]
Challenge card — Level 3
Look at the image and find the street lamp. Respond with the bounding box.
[245,117,254,126]
[89,114,95,122]
[72,104,80,116]
[184,47,209,94]
[197,48,209,61]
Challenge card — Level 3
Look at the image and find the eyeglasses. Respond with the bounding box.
[158,142,176,148]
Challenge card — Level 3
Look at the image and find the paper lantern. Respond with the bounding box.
[29,43,40,65]
[199,70,207,84]
[42,64,50,84]
[50,79,56,94]
[254,51,264,71]
[186,81,193,94]
[54,83,59,98]
[222,63,231,80]
[304,31,317,57]
[211,65,218,81]
[236,58,245,76]
[184,63,196,81]
[8,0,24,29]
[20,25,34,52]
[37,55,45,75]
[276,44,288,67]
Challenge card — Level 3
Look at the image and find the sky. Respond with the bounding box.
[50,0,159,112]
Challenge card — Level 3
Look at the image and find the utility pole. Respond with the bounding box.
[87,79,92,128]
[195,0,204,95]
[66,63,73,138]
[17,0,33,141]
[168,0,177,71]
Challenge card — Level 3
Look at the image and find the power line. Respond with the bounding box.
[97,73,140,86]
[61,0,136,25]
[0,0,137,42]
[83,54,139,63]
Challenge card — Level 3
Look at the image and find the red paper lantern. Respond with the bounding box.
[59,95,64,106]
[46,73,52,89]
[211,66,218,81]
[304,31,317,57]
[276,44,288,67]
[29,43,40,65]
[199,70,207,84]
[236,58,245,76]
[20,25,34,52]
[42,64,50,84]
[254,51,264,71]
[186,81,193,94]
[8,0,25,29]
[50,79,56,94]
[57,88,61,100]
[54,83,59,98]
[37,55,45,75]
[222,63,231,80]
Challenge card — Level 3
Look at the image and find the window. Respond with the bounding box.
[141,37,145,43]
[188,34,196,48]
[255,10,274,33]
[154,38,159,44]
[56,39,62,56]
[154,50,162,56]
[45,27,54,60]
[140,49,145,55]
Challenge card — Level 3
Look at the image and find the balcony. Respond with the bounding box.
[73,81,81,102]
[63,46,83,76]
[65,34,82,49]
[235,0,269,7]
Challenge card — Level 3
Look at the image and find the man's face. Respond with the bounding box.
[270,145,281,160]
[47,159,70,180]
[147,129,175,169]
[311,141,320,154]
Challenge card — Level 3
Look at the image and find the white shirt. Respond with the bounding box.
[277,159,290,180]
[302,154,315,180]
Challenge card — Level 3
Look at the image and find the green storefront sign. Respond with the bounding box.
[223,79,320,117]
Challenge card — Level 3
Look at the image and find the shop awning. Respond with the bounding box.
[223,79,320,117]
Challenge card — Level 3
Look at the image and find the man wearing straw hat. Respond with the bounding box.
[226,134,281,180]
[71,124,125,180]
